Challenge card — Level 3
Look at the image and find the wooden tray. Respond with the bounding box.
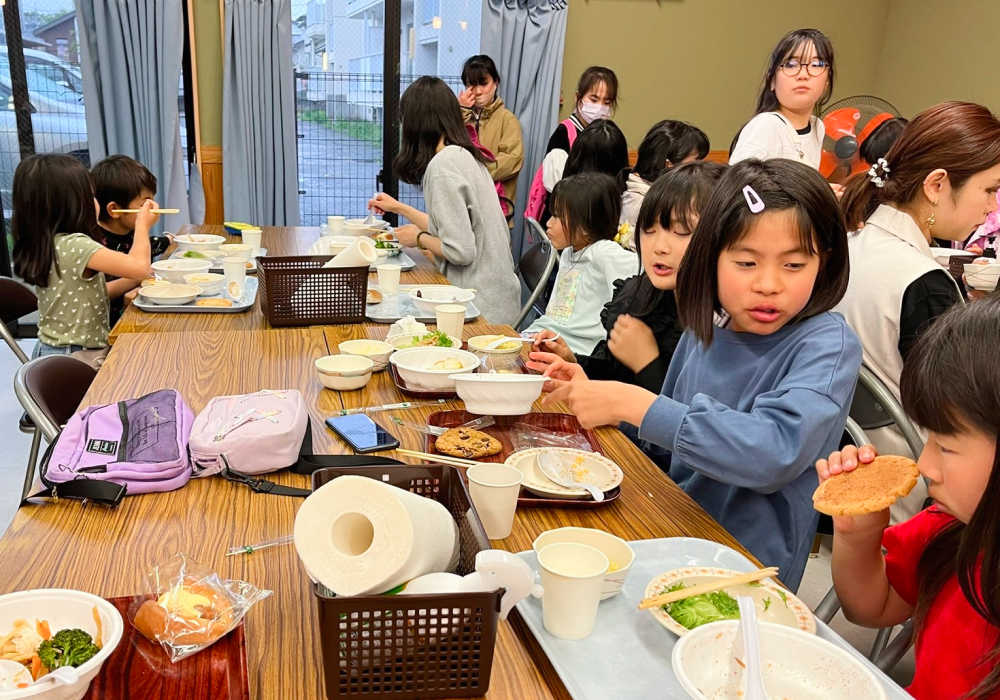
[81,596,249,700]
[425,411,620,509]
[389,355,529,399]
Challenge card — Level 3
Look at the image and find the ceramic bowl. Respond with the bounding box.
[315,354,374,391]
[218,243,253,261]
[963,262,1000,291]
[183,272,225,296]
[449,373,547,415]
[337,339,394,372]
[0,588,124,700]
[644,566,816,636]
[389,347,480,390]
[172,233,226,252]
[673,620,887,700]
[408,286,476,315]
[151,259,212,283]
[386,333,463,351]
[138,283,201,306]
[467,334,523,355]
[532,527,635,600]
[504,447,623,500]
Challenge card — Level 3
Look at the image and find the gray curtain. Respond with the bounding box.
[74,0,194,232]
[223,0,299,226]
[481,0,568,258]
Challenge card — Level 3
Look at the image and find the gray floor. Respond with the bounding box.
[0,339,916,688]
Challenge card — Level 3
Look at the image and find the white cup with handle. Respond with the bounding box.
[538,542,609,640]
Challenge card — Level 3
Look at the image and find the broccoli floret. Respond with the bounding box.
[37,629,99,669]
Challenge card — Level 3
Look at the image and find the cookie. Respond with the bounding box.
[813,455,920,516]
[195,298,234,307]
[435,428,502,459]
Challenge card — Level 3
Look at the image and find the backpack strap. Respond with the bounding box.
[25,436,128,508]
[564,117,579,148]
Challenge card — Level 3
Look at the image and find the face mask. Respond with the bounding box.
[578,102,611,123]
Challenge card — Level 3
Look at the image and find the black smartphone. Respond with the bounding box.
[326,414,400,453]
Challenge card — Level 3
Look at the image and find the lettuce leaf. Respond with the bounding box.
[663,586,741,630]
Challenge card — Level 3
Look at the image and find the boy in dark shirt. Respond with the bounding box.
[91,155,170,323]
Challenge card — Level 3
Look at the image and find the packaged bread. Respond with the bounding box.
[813,455,920,516]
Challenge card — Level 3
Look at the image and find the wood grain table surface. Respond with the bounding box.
[108,225,448,345]
[1,329,755,698]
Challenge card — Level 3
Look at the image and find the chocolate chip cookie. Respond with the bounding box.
[435,428,502,459]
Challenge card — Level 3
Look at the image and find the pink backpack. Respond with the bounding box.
[524,118,579,223]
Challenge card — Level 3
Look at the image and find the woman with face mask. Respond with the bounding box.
[458,55,524,229]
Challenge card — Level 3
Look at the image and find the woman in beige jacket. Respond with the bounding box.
[459,55,523,226]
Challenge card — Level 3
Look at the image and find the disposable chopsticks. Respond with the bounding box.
[637,567,780,610]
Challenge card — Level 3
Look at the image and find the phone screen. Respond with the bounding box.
[326,414,399,453]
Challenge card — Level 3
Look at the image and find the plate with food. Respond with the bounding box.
[386,331,463,350]
[644,566,815,636]
[467,334,524,355]
[134,278,258,314]
[171,248,266,273]
[505,447,623,500]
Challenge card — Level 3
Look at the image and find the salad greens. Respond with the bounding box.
[661,583,741,630]
[405,331,454,348]
[763,597,772,612]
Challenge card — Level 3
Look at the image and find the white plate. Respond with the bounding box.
[505,447,623,499]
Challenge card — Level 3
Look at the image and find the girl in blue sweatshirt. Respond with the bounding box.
[543,159,862,590]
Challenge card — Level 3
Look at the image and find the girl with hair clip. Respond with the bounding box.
[729,29,834,173]
[11,154,157,359]
[838,101,1000,521]
[529,161,726,393]
[368,77,520,325]
[539,159,862,591]
[818,296,1000,700]
[523,172,637,356]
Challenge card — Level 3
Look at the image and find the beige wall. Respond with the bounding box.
[191,0,224,147]
[559,0,891,148]
[876,0,1000,118]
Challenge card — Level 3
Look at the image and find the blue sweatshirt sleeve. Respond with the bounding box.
[636,324,862,495]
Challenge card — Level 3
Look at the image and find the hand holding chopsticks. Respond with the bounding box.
[637,567,780,610]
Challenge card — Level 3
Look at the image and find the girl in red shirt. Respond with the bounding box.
[817,297,1000,699]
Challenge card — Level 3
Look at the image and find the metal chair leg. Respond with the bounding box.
[868,625,893,661]
[21,429,41,502]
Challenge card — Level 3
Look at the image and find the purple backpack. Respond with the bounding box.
[36,389,194,505]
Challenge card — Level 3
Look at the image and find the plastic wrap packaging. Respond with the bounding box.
[510,422,592,452]
[128,553,272,662]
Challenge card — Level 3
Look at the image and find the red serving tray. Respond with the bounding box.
[425,410,621,509]
[82,596,249,700]
[389,355,529,399]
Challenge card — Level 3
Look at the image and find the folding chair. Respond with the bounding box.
[850,365,924,458]
[1,278,41,496]
[514,218,558,329]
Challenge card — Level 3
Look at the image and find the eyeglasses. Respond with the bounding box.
[779,59,829,78]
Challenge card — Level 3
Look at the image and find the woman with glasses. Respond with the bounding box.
[729,29,835,171]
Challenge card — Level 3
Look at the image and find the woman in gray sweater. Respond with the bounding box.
[369,77,521,326]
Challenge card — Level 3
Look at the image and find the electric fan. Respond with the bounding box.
[820,96,902,184]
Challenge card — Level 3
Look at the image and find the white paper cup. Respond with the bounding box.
[436,303,466,338]
[222,256,247,299]
[376,264,401,296]
[242,227,263,256]
[326,215,345,234]
[327,237,377,268]
[538,542,608,640]
[467,463,523,540]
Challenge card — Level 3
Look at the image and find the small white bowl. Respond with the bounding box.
[450,373,547,415]
[673,620,887,700]
[963,262,1000,291]
[408,286,476,315]
[532,527,635,600]
[218,243,253,261]
[183,272,225,296]
[468,334,523,355]
[386,333,463,351]
[346,218,390,229]
[389,346,480,391]
[338,339,394,372]
[173,233,226,252]
[315,354,374,391]
[138,283,201,305]
[151,259,212,283]
[0,588,124,700]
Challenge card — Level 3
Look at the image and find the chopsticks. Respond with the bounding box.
[637,567,780,610]
[111,208,180,214]
[396,448,483,468]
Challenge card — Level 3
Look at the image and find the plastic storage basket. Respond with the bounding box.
[257,255,368,326]
[311,465,503,700]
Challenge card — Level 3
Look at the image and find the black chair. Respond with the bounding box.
[14,355,97,500]
[850,365,924,457]
[514,219,558,329]
[1,278,41,495]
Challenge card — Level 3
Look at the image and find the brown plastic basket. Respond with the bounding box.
[311,465,502,700]
[257,255,369,326]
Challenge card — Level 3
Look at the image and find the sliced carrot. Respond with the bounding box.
[35,619,50,641]
[30,654,41,681]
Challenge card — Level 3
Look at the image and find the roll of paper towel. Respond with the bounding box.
[294,475,460,596]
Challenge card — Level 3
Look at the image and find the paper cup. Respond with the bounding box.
[538,542,608,640]
[435,303,466,338]
[326,215,345,234]
[467,463,523,540]
[242,227,263,256]
[327,237,377,268]
[376,264,401,296]
[222,256,247,299]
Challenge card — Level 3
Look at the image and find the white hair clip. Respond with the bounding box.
[743,185,765,213]
[868,157,891,189]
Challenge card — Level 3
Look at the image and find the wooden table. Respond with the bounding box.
[108,225,448,344]
[0,329,754,699]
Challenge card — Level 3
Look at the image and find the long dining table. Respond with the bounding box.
[0,224,761,699]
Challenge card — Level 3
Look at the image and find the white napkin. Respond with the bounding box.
[387,316,428,337]
[323,237,377,268]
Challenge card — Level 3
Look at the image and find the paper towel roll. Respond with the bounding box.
[323,237,377,268]
[294,475,460,596]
